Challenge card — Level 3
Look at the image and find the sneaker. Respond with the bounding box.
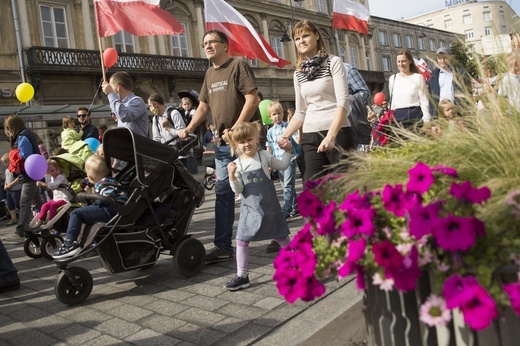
[225,275,251,291]
[283,211,291,219]
[6,219,18,226]
[205,246,233,263]
[0,278,20,293]
[1,233,25,244]
[52,242,82,259]
[290,210,300,218]
[234,195,241,202]
[266,240,281,254]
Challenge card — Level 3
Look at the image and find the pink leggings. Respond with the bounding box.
[236,237,290,277]
[37,199,68,221]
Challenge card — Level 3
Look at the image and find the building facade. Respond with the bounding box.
[405,0,520,54]
[0,0,460,152]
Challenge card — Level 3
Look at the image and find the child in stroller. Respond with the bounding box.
[52,154,127,259]
[31,159,71,229]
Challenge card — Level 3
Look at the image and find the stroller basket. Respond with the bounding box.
[97,228,161,274]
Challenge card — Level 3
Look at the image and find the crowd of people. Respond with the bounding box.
[2,20,519,294]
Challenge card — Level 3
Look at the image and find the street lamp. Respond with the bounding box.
[279,0,304,43]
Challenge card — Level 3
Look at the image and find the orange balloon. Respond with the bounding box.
[103,48,118,68]
[374,92,386,106]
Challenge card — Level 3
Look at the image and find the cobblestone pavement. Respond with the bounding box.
[0,171,361,345]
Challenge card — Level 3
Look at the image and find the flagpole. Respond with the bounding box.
[93,0,107,82]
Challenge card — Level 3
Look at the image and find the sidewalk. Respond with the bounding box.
[0,170,364,345]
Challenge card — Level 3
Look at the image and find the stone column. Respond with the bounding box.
[82,0,95,50]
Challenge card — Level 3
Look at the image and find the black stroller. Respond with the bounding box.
[53,128,206,306]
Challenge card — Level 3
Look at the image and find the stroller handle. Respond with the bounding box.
[164,133,199,156]
[76,192,121,210]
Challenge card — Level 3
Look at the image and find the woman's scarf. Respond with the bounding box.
[301,50,328,81]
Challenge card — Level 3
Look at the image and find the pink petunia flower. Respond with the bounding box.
[386,246,421,291]
[450,181,491,204]
[316,201,338,235]
[409,203,441,239]
[432,215,477,252]
[339,190,372,211]
[338,238,367,277]
[341,208,376,237]
[460,284,498,330]
[442,275,479,309]
[432,164,459,178]
[355,265,366,290]
[419,294,452,327]
[296,189,325,219]
[382,184,409,217]
[372,240,403,270]
[407,162,435,194]
[503,282,520,316]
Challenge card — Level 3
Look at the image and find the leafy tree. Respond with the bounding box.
[450,41,479,78]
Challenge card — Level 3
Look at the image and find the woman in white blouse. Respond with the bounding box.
[389,49,431,127]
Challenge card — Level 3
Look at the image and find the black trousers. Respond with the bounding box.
[301,127,356,182]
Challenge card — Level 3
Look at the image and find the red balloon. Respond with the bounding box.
[374,92,386,106]
[103,48,118,68]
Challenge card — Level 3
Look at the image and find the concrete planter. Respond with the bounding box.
[364,271,520,346]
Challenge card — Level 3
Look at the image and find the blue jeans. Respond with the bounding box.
[65,204,117,245]
[6,189,21,212]
[214,145,234,252]
[277,159,297,214]
[0,240,19,282]
[16,178,42,236]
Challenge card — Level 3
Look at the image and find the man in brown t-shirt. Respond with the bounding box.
[179,30,262,263]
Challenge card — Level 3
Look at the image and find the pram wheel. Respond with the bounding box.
[173,237,205,278]
[41,235,64,260]
[55,267,93,306]
[24,235,42,259]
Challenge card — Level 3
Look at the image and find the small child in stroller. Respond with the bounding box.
[31,159,71,229]
[52,154,127,259]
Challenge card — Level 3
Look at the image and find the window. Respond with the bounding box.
[484,27,492,36]
[350,47,359,68]
[463,14,472,24]
[316,0,326,13]
[393,33,401,47]
[270,37,285,60]
[500,11,505,20]
[339,47,346,63]
[365,51,371,71]
[483,11,491,21]
[429,39,435,52]
[379,31,388,46]
[246,58,259,67]
[171,23,189,57]
[439,41,445,48]
[40,4,69,48]
[114,31,134,53]
[406,35,414,49]
[382,56,391,72]
[465,30,474,39]
[502,26,507,34]
[418,37,425,50]
[444,19,453,29]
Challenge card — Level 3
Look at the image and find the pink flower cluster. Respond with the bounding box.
[273,162,520,331]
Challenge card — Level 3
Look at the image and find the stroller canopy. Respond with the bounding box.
[103,127,179,199]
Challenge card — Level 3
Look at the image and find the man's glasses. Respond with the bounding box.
[201,40,224,48]
[77,114,87,118]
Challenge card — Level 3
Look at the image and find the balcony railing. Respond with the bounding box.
[25,46,210,77]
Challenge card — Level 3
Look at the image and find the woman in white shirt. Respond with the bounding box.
[389,49,431,127]
[278,20,355,182]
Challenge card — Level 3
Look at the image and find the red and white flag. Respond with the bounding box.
[332,0,370,35]
[94,0,184,37]
[204,0,290,68]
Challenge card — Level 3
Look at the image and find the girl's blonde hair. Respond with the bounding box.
[47,158,63,173]
[293,20,327,69]
[266,101,284,115]
[62,116,75,129]
[438,99,455,118]
[1,153,9,163]
[227,122,262,157]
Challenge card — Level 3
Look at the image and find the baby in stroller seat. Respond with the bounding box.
[53,154,128,259]
[31,159,72,229]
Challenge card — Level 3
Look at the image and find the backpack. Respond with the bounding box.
[347,93,372,145]
[8,148,24,174]
[154,107,177,134]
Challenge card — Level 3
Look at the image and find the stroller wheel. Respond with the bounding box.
[24,236,42,259]
[41,235,64,260]
[55,267,93,306]
[173,237,205,278]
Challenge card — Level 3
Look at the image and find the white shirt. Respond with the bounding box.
[389,73,431,122]
[498,73,520,110]
[439,69,454,103]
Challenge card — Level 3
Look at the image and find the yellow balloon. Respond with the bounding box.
[15,83,35,103]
